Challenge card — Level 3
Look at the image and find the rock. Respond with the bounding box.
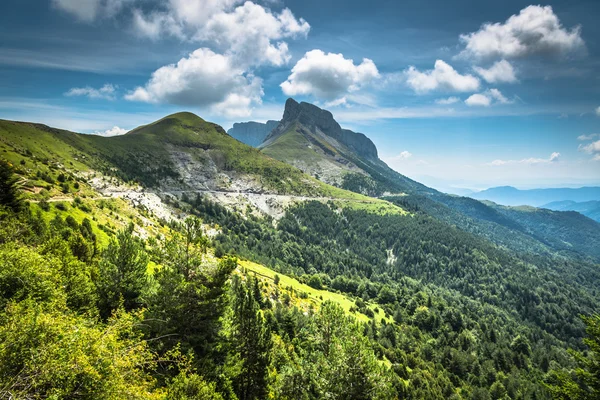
[265,98,378,160]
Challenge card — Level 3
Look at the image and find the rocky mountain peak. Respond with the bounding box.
[269,98,379,160]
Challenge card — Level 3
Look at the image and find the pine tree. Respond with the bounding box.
[96,223,148,319]
[229,275,272,400]
[0,158,23,212]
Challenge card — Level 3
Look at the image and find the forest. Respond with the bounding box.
[1,156,599,399]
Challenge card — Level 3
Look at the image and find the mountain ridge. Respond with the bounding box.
[471,185,600,206]
[227,120,279,147]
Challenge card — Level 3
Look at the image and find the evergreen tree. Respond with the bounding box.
[545,314,600,399]
[228,275,272,400]
[0,158,23,212]
[96,223,148,319]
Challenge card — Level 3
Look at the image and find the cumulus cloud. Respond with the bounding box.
[459,5,585,60]
[52,0,133,22]
[465,93,491,107]
[435,96,460,105]
[65,83,117,100]
[131,1,309,68]
[473,60,517,83]
[488,152,560,166]
[280,50,379,100]
[465,88,510,107]
[92,126,129,137]
[578,133,599,141]
[197,2,310,67]
[579,140,600,161]
[405,60,480,94]
[125,48,263,118]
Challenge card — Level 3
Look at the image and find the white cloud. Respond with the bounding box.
[578,133,599,141]
[323,97,348,108]
[383,151,413,166]
[65,83,117,100]
[130,1,309,68]
[465,93,491,107]
[52,0,133,22]
[579,140,600,156]
[473,60,517,83]
[281,50,379,100]
[125,48,263,118]
[395,151,413,159]
[92,126,129,137]
[405,60,480,94]
[488,88,510,104]
[596,106,600,116]
[127,1,310,116]
[197,2,310,67]
[459,5,585,60]
[167,0,243,28]
[435,96,460,105]
[465,88,510,107]
[487,152,561,166]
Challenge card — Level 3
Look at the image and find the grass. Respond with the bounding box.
[335,198,408,216]
[1,115,406,215]
[261,123,325,164]
[238,259,390,324]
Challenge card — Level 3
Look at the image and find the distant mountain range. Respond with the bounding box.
[227,120,279,147]
[542,200,600,222]
[229,99,600,260]
[470,185,600,207]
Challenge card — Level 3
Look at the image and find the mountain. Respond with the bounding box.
[226,120,279,147]
[0,114,395,218]
[246,99,600,260]
[470,185,600,206]
[2,111,600,399]
[260,98,433,196]
[543,200,600,222]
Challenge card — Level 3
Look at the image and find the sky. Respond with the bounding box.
[0,0,599,191]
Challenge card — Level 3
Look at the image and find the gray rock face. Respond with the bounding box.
[266,98,378,160]
[227,120,279,147]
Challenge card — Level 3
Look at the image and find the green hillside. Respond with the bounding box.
[0,115,390,205]
[1,113,599,399]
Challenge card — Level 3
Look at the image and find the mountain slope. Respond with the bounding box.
[227,120,279,147]
[471,185,600,206]
[253,100,600,261]
[260,98,433,196]
[0,114,400,219]
[543,200,600,222]
[2,111,600,399]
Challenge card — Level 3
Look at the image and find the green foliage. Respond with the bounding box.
[0,158,23,212]
[227,275,272,400]
[166,372,224,400]
[0,302,162,399]
[96,223,149,319]
[545,314,600,399]
[146,224,235,374]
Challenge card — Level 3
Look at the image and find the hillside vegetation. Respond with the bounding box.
[0,111,599,399]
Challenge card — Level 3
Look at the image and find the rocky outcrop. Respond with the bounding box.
[227,120,279,147]
[265,98,378,160]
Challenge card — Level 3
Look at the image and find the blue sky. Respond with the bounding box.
[1,0,599,191]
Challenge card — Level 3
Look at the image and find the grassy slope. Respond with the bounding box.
[261,123,340,163]
[0,118,386,325]
[0,115,399,210]
[239,259,390,324]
